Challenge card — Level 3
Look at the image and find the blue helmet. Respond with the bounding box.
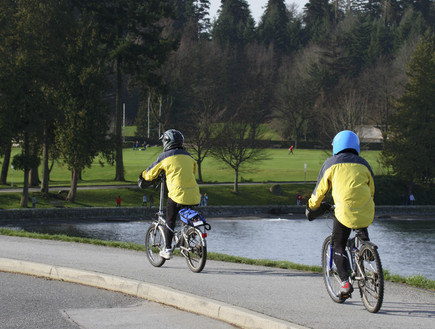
[332,130,360,155]
[160,129,184,151]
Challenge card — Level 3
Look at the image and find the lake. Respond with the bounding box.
[2,215,434,280]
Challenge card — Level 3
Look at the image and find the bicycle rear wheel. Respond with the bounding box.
[358,244,384,313]
[183,227,207,273]
[322,235,345,303]
[145,224,166,267]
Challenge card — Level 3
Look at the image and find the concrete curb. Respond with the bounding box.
[0,257,307,329]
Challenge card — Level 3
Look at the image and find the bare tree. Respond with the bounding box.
[329,87,368,132]
[185,100,224,182]
[210,113,269,193]
[273,47,322,147]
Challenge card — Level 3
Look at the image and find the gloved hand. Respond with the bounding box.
[306,202,332,221]
[138,171,152,189]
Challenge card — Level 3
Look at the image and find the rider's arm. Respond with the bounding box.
[308,164,331,210]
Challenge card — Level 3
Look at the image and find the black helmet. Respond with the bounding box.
[160,129,184,151]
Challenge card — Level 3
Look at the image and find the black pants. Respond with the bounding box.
[331,218,369,282]
[165,198,194,249]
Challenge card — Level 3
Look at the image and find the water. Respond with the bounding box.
[2,216,434,280]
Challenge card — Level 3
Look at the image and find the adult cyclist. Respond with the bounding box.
[138,129,201,260]
[306,130,375,297]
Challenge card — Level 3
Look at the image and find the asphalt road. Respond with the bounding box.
[0,272,236,329]
[0,235,434,329]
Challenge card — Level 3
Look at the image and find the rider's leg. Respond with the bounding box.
[165,198,183,249]
[331,218,352,282]
[358,227,370,241]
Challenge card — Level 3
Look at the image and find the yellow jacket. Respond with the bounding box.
[308,153,375,229]
[142,149,201,205]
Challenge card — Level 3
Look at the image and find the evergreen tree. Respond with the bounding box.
[54,8,112,202]
[212,0,255,47]
[0,0,71,206]
[303,0,334,43]
[171,0,211,39]
[258,0,290,53]
[381,31,435,186]
[81,0,178,181]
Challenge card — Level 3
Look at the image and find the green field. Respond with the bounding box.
[0,146,393,209]
[2,147,385,187]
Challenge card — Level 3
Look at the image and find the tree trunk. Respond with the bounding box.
[67,168,79,202]
[29,167,40,187]
[40,128,50,193]
[0,142,12,185]
[234,168,239,193]
[20,133,30,208]
[114,55,125,181]
[197,160,203,182]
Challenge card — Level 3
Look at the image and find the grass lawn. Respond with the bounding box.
[0,146,387,209]
[2,147,385,186]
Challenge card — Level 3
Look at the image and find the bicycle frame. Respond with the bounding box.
[145,174,208,273]
[322,206,384,313]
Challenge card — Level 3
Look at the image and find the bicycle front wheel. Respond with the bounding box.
[183,227,207,273]
[145,224,166,267]
[322,235,345,303]
[358,244,384,313]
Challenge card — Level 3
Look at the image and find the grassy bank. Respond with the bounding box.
[3,147,434,207]
[0,184,316,209]
[1,228,433,291]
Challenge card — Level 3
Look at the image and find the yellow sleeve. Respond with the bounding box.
[308,168,332,209]
[142,161,163,181]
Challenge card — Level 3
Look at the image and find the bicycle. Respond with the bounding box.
[145,175,210,273]
[321,205,384,313]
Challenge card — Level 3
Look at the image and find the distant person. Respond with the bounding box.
[203,193,208,206]
[200,194,204,206]
[297,194,302,205]
[142,195,147,206]
[409,194,415,205]
[288,145,294,155]
[116,195,122,207]
[138,129,201,260]
[32,196,37,208]
[142,141,147,151]
[306,130,375,298]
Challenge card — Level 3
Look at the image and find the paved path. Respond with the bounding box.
[0,271,236,329]
[0,235,434,329]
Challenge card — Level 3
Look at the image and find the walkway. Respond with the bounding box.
[0,235,434,329]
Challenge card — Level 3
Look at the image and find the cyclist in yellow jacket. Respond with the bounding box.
[139,129,201,260]
[306,130,375,297]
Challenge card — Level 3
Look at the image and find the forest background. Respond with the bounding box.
[0,0,434,207]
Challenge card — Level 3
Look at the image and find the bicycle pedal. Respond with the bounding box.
[341,292,352,299]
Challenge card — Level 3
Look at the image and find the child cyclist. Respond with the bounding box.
[138,129,201,260]
[306,130,375,297]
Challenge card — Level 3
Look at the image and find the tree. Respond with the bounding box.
[54,10,112,202]
[381,31,435,188]
[212,0,255,47]
[83,0,178,181]
[274,58,321,147]
[0,0,69,207]
[170,0,211,40]
[258,0,290,53]
[185,100,223,182]
[210,112,269,193]
[303,0,334,43]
